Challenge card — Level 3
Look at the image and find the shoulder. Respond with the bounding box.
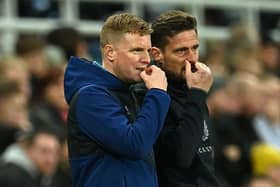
[78,84,112,97]
[0,163,34,182]
[76,85,121,108]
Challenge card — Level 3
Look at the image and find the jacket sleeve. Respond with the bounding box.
[75,86,170,160]
[155,88,209,168]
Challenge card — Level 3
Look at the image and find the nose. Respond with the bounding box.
[185,50,198,63]
[141,51,151,65]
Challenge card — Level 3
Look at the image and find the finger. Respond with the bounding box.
[149,65,159,70]
[196,62,211,73]
[185,60,192,74]
[145,66,153,75]
[140,70,147,80]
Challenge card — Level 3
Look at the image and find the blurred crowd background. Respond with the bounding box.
[0,0,279,187]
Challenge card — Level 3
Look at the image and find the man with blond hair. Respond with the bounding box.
[64,13,170,187]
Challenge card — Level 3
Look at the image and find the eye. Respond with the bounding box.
[132,48,143,52]
[175,48,186,57]
[192,45,199,52]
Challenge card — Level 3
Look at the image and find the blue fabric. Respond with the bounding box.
[64,57,170,187]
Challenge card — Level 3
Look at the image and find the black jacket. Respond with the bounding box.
[155,79,220,187]
[0,162,41,187]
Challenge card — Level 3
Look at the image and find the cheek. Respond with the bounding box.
[195,51,199,60]
[164,56,185,71]
[122,55,139,71]
[116,61,133,74]
[116,53,134,67]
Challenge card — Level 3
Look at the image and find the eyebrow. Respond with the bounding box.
[173,44,199,52]
[192,44,199,49]
[129,47,151,52]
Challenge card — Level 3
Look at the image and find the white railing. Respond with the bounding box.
[0,0,279,54]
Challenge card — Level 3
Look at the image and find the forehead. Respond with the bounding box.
[165,30,198,49]
[34,133,59,147]
[119,33,151,47]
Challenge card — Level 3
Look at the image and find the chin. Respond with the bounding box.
[181,73,186,81]
[129,77,142,83]
[132,75,141,81]
[165,71,180,81]
[135,78,143,83]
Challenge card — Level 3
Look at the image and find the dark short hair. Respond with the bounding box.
[15,34,45,56]
[151,10,197,50]
[46,27,84,60]
[17,127,62,146]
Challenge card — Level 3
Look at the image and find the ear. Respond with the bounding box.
[150,47,163,66]
[103,44,115,62]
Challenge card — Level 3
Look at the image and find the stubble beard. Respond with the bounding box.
[165,68,186,83]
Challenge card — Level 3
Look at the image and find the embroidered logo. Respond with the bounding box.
[202,120,209,141]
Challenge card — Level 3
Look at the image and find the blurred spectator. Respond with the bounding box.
[15,34,50,104]
[229,53,263,76]
[253,75,280,149]
[0,128,60,187]
[258,39,280,77]
[15,34,48,79]
[227,24,259,57]
[234,73,264,117]
[213,73,264,187]
[51,140,72,187]
[46,27,89,61]
[29,65,68,142]
[204,40,228,78]
[0,56,31,101]
[0,79,31,153]
[226,24,263,76]
[207,77,241,117]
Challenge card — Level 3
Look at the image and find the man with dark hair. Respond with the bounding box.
[15,34,48,79]
[15,34,50,104]
[0,79,28,153]
[0,128,61,187]
[150,10,220,186]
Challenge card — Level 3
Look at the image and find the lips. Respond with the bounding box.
[136,67,152,75]
[136,67,146,71]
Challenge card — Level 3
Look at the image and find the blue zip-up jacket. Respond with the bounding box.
[64,57,170,187]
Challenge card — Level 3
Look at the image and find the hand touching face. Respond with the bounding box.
[157,30,199,81]
[184,60,213,92]
[151,29,213,92]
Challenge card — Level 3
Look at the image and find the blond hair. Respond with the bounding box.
[100,13,152,48]
[0,56,28,75]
